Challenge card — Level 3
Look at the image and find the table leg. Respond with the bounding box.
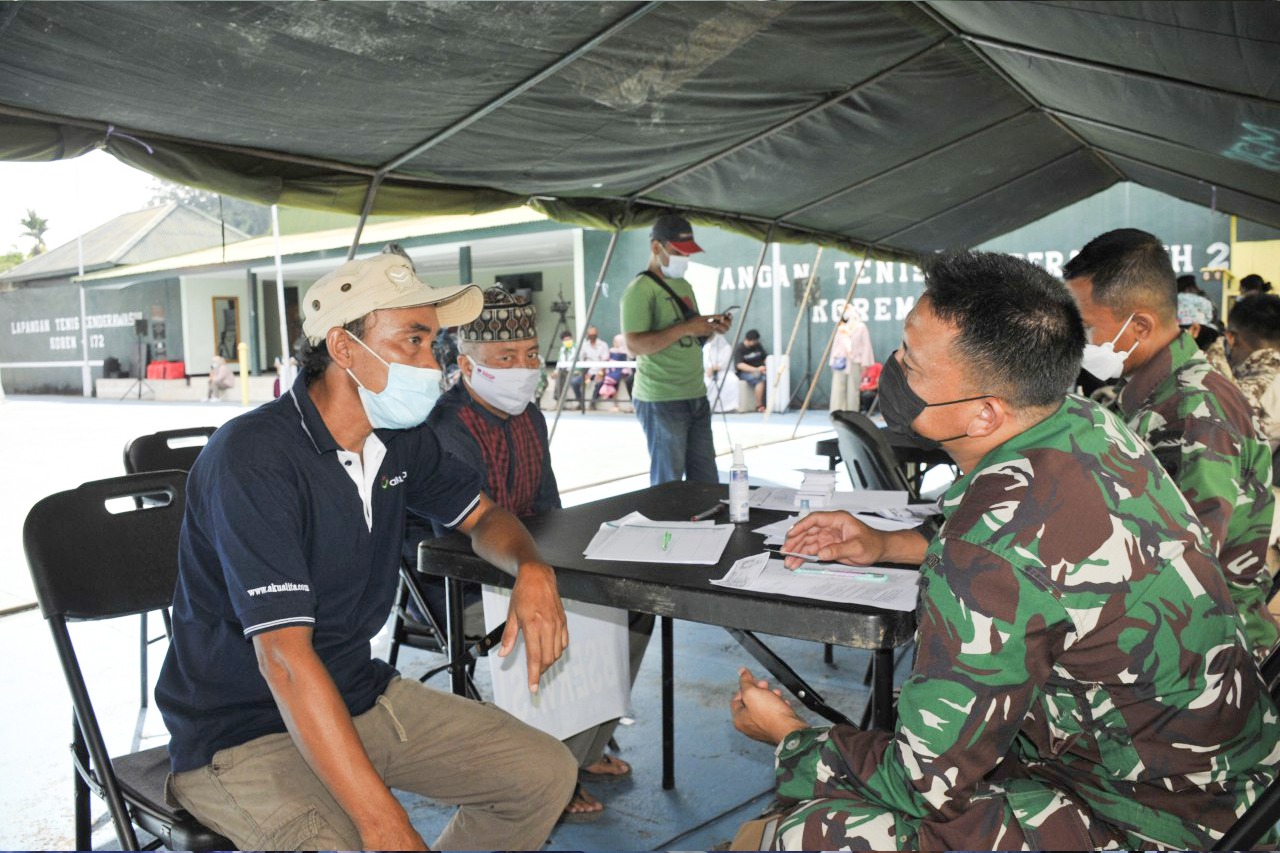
[662,615,674,791]
[872,648,895,730]
[444,576,467,697]
[726,628,855,728]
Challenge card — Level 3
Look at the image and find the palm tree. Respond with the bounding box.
[20,209,49,256]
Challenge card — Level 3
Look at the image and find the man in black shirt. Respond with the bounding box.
[734,329,768,412]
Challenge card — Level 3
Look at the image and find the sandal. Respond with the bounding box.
[580,752,631,782]
[756,405,767,413]
[561,783,605,823]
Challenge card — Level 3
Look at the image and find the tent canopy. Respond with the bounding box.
[2,1,1276,260]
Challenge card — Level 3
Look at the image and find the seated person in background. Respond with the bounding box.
[427,287,654,821]
[1064,229,1279,658]
[1178,291,1232,377]
[1228,294,1280,449]
[734,328,769,412]
[568,325,611,410]
[732,250,1280,851]
[206,355,235,401]
[157,255,575,851]
[603,332,635,411]
[552,330,575,408]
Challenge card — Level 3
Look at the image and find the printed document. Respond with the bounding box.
[482,587,629,740]
[711,553,919,611]
[584,512,734,564]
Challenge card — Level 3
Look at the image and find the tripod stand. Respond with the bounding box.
[544,295,572,363]
[120,331,155,400]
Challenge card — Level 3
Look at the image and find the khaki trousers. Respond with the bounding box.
[168,677,576,850]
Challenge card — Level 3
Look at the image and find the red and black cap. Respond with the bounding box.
[650,213,704,255]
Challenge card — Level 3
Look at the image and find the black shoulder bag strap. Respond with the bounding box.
[637,270,707,345]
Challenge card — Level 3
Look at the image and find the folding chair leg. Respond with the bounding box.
[73,717,91,852]
[387,575,410,669]
[139,612,148,709]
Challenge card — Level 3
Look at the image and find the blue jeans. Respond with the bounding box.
[634,397,719,486]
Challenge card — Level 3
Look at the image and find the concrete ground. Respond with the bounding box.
[0,391,910,850]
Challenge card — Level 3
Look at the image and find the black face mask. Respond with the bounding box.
[878,352,992,449]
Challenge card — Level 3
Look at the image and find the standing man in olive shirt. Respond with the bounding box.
[621,213,731,485]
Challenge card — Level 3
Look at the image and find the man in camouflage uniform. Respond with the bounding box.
[1227,294,1280,449]
[732,251,1279,851]
[1064,229,1278,659]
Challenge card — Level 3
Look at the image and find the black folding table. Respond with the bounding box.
[418,480,917,789]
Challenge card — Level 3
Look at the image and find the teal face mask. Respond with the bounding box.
[345,331,442,430]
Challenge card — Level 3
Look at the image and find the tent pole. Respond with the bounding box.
[549,228,621,444]
[791,254,869,439]
[347,175,384,261]
[77,234,92,397]
[271,205,293,388]
[711,225,775,420]
[763,246,822,423]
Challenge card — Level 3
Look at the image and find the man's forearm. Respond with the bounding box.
[884,530,930,565]
[469,504,544,575]
[626,323,689,356]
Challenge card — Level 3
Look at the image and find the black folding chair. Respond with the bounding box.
[830,410,917,499]
[24,471,231,851]
[1211,644,1280,850]
[121,427,217,711]
[387,556,484,700]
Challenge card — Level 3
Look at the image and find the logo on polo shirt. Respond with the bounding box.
[381,470,408,489]
[245,582,310,598]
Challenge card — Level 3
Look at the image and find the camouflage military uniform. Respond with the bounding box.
[1205,335,1234,381]
[1232,347,1280,447]
[771,396,1279,851]
[1117,331,1279,658]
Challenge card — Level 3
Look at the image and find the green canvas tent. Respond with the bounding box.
[1,1,1276,260]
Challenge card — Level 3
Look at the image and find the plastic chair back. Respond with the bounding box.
[830,410,914,497]
[123,427,216,475]
[25,472,186,622]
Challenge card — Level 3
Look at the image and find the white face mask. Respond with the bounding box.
[660,252,689,279]
[1081,313,1140,381]
[345,331,442,429]
[465,361,541,417]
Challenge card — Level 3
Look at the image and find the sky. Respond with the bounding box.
[0,150,156,257]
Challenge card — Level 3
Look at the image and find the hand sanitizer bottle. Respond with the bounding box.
[729,444,750,523]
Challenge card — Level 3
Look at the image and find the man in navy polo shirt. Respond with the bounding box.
[156,254,577,851]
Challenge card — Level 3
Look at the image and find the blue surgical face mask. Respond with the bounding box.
[345,331,442,429]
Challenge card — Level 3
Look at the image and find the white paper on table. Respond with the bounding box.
[711,553,919,611]
[752,516,800,538]
[482,587,630,741]
[744,486,910,513]
[853,512,923,532]
[585,521,734,564]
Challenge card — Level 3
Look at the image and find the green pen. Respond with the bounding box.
[793,567,887,582]
[662,531,672,551]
